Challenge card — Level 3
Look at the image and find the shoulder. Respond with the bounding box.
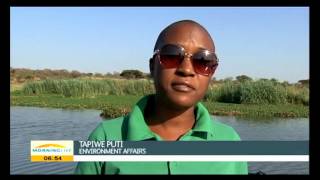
[88,116,128,141]
[210,118,242,141]
[100,116,126,129]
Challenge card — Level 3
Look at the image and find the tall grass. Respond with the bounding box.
[205,80,309,105]
[22,78,309,106]
[240,80,287,104]
[22,79,155,98]
[285,85,309,105]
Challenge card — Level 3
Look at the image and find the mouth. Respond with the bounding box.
[171,81,196,92]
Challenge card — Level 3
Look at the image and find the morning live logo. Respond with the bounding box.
[31,141,74,155]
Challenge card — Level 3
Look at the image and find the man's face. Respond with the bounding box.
[151,23,216,110]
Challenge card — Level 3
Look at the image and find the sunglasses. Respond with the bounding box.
[153,44,219,76]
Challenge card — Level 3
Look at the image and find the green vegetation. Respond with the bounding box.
[120,69,146,79]
[11,94,138,110]
[21,79,154,98]
[20,78,309,107]
[10,68,309,119]
[10,67,151,84]
[203,102,308,118]
[10,94,308,119]
[204,80,309,106]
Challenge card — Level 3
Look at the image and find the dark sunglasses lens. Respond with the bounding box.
[192,60,217,75]
[159,45,183,69]
[192,51,218,62]
[192,51,218,75]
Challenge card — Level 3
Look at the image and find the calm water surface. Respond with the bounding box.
[10,106,309,174]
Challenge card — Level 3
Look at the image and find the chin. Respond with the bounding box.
[166,93,197,110]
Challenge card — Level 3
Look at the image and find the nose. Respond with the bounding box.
[175,55,196,77]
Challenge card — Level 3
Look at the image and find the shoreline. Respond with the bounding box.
[10,94,309,119]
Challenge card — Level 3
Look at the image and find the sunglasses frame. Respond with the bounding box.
[152,44,219,76]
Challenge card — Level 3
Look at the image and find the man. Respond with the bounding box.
[75,19,248,174]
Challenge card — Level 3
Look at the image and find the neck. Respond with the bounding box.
[144,95,196,140]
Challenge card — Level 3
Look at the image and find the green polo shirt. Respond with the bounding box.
[75,94,248,174]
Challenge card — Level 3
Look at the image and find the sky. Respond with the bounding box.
[10,7,309,83]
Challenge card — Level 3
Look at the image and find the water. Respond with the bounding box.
[10,106,309,174]
[213,116,309,175]
[10,106,102,175]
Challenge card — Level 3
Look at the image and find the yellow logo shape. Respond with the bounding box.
[35,144,66,148]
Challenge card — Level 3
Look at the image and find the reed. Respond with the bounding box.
[21,78,308,106]
[22,79,155,98]
[205,80,308,105]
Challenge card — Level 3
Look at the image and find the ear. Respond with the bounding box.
[149,57,155,78]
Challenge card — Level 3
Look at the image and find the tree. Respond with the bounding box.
[282,81,290,87]
[259,78,269,81]
[298,79,309,87]
[105,72,112,77]
[270,78,278,84]
[71,70,81,78]
[56,69,69,78]
[25,75,34,80]
[94,73,103,78]
[144,73,152,79]
[120,70,145,79]
[236,75,252,82]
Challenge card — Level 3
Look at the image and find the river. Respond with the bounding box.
[10,106,309,174]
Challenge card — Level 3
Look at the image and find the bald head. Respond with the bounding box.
[154,20,215,52]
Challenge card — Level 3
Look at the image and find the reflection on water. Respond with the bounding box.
[10,106,309,174]
[10,106,102,174]
[214,115,309,174]
[213,116,309,140]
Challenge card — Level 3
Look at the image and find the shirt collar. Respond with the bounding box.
[126,94,214,141]
[126,95,155,141]
[193,102,214,134]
